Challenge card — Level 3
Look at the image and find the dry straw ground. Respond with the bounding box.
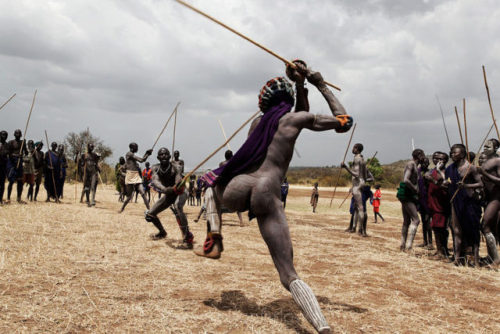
[0,184,499,333]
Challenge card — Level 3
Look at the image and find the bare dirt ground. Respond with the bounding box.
[0,184,499,333]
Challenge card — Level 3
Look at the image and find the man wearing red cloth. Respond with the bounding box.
[427,151,450,259]
[372,184,385,223]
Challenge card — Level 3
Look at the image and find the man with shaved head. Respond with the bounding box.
[145,147,194,248]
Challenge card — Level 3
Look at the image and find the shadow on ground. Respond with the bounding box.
[203,290,367,333]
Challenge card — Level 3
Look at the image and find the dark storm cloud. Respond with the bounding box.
[1,0,500,168]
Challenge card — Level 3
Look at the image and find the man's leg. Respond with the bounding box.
[450,206,464,265]
[345,213,355,232]
[0,167,6,203]
[119,184,134,213]
[194,206,206,223]
[405,202,420,250]
[146,192,175,239]
[16,172,25,203]
[194,187,223,259]
[171,192,194,248]
[482,200,500,265]
[89,173,98,206]
[137,184,150,210]
[256,199,330,333]
[362,209,368,236]
[34,173,41,201]
[237,211,244,226]
[400,203,410,251]
[353,193,365,236]
[7,180,14,201]
[83,174,90,204]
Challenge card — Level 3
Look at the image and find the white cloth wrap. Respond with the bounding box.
[204,187,220,233]
[125,170,142,185]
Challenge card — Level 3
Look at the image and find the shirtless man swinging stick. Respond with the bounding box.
[195,61,352,333]
[119,143,152,213]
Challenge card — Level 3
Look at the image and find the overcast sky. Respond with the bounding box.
[1,0,500,169]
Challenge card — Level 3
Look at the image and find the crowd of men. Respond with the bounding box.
[398,142,500,267]
[0,129,70,204]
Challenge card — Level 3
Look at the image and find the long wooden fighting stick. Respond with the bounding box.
[338,150,378,208]
[45,130,60,203]
[329,123,357,207]
[482,65,500,141]
[178,110,261,188]
[452,120,498,203]
[0,93,16,112]
[476,123,495,155]
[463,99,470,162]
[436,95,451,149]
[450,99,472,203]
[454,106,464,145]
[175,0,341,92]
[16,90,37,168]
[218,119,231,151]
[152,102,180,150]
[171,107,178,154]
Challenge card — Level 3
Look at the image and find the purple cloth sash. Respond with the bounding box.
[201,100,293,188]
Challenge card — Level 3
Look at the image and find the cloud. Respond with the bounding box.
[1,0,499,169]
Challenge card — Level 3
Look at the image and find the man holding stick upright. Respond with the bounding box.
[445,144,483,266]
[196,61,352,334]
[341,143,371,236]
[6,129,27,203]
[79,143,100,207]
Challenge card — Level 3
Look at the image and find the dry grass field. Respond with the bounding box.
[0,184,499,333]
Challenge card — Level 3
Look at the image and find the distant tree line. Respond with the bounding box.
[286,157,405,188]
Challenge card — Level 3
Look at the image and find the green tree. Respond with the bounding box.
[64,129,112,162]
[64,129,113,184]
[367,157,383,181]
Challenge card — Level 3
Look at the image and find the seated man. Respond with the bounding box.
[196,61,352,334]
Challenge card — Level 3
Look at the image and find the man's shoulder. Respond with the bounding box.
[405,160,416,168]
[484,156,500,167]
